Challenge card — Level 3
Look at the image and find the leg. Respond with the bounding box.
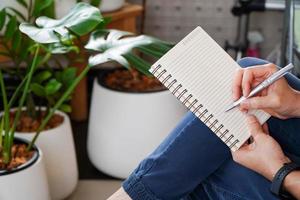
[187,57,300,199]
[123,112,231,199]
[122,57,300,200]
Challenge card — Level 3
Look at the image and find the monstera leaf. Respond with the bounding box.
[19,2,103,44]
[85,29,173,75]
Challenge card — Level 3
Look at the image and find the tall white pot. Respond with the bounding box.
[88,79,187,179]
[54,0,125,18]
[100,0,125,12]
[15,111,78,200]
[0,138,50,200]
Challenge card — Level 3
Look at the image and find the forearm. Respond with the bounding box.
[283,171,300,199]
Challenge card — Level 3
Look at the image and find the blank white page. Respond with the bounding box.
[150,26,270,151]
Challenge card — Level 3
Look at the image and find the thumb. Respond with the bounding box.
[240,96,270,110]
[246,115,264,137]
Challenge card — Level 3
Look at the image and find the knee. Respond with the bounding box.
[237,57,270,69]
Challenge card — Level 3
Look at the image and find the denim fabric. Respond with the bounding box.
[123,57,300,200]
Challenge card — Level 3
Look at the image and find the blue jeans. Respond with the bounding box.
[123,57,300,200]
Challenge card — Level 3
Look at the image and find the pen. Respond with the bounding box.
[225,63,294,112]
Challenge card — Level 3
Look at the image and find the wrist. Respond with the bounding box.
[268,157,291,181]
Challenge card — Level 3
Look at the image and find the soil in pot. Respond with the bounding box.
[0,144,34,171]
[9,110,64,133]
[103,69,165,92]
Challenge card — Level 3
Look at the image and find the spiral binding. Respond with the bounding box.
[150,64,240,150]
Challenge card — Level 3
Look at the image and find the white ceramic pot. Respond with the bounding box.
[0,138,50,200]
[15,110,78,200]
[88,77,187,179]
[54,0,77,19]
[54,0,125,19]
[100,0,125,12]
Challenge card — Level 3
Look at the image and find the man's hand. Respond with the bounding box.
[232,63,300,119]
[232,115,290,181]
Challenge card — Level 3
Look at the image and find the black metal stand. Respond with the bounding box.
[225,0,265,60]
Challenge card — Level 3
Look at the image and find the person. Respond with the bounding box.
[109,57,300,200]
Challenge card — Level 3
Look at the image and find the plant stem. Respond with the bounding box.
[8,73,29,108]
[27,0,33,22]
[7,45,40,158]
[0,70,10,164]
[0,118,3,150]
[27,65,90,151]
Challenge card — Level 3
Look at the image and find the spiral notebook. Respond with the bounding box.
[149,26,270,151]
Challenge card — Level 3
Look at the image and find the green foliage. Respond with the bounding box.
[19,2,103,44]
[85,29,172,75]
[30,68,77,112]
[0,45,40,164]
[1,2,103,165]
[4,16,17,41]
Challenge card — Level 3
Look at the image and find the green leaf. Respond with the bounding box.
[4,16,17,41]
[40,0,55,18]
[16,0,28,8]
[123,53,152,76]
[32,0,54,17]
[19,3,103,44]
[0,9,6,31]
[55,71,63,83]
[90,0,102,7]
[47,42,79,54]
[45,79,62,95]
[62,67,77,86]
[30,83,46,97]
[85,29,172,75]
[96,16,112,29]
[12,31,22,51]
[33,70,52,84]
[59,104,72,113]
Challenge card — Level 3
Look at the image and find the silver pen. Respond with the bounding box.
[225,63,294,112]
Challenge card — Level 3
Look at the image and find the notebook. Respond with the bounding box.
[149,26,270,151]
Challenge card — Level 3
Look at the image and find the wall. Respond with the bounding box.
[128,0,284,58]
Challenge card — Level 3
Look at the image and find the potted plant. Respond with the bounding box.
[0,45,50,200]
[19,1,186,181]
[85,30,187,178]
[1,2,103,199]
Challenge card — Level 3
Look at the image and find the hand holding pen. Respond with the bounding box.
[228,63,300,119]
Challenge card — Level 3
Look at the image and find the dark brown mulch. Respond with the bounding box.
[0,144,34,171]
[105,69,165,92]
[9,111,64,133]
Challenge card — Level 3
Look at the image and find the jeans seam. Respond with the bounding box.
[138,114,199,200]
[203,181,250,200]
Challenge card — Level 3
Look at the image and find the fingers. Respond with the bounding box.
[262,123,270,135]
[240,94,281,110]
[246,115,263,137]
[242,69,253,97]
[232,64,277,100]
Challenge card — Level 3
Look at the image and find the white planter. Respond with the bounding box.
[54,0,125,18]
[54,0,77,19]
[15,111,78,200]
[88,78,187,179]
[100,0,125,12]
[0,138,50,200]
